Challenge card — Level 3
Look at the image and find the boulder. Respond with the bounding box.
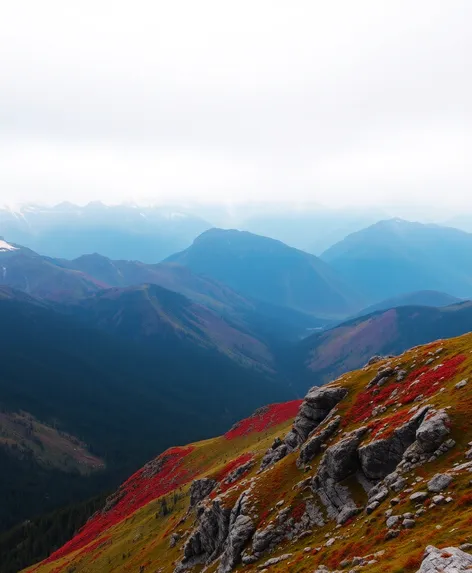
[427,473,453,493]
[417,545,472,572]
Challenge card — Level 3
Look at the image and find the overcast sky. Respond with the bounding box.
[0,1,470,212]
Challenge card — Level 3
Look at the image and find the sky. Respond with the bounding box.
[0,0,470,212]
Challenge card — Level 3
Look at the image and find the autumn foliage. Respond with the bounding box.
[224,400,302,440]
[37,446,195,565]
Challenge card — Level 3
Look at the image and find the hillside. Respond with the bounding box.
[166,229,362,318]
[297,301,472,385]
[321,219,472,303]
[354,290,461,318]
[0,240,104,301]
[0,292,291,533]
[25,333,472,573]
[69,284,274,371]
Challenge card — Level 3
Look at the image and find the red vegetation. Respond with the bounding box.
[224,400,302,440]
[37,446,194,566]
[344,354,467,426]
[400,354,467,404]
[291,501,306,521]
[211,453,254,495]
[215,453,254,481]
[368,409,414,440]
[457,493,472,507]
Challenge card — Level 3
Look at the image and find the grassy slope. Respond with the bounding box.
[27,334,472,573]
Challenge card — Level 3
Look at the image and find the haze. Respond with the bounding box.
[0,0,470,214]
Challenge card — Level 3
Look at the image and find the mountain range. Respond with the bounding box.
[2,215,472,569]
[0,285,292,533]
[0,202,211,262]
[321,218,472,302]
[23,331,472,573]
[166,228,362,318]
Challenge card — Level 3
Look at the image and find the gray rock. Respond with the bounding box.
[409,409,451,456]
[386,515,401,528]
[291,385,349,446]
[189,478,217,507]
[427,473,453,493]
[258,554,292,568]
[358,407,429,481]
[312,427,367,519]
[432,495,445,505]
[297,416,341,467]
[367,366,395,389]
[177,489,253,572]
[410,491,428,503]
[385,529,400,540]
[455,379,468,389]
[417,545,472,572]
[396,370,407,382]
[260,385,348,471]
[225,460,255,484]
[402,518,415,528]
[366,501,380,514]
[218,515,255,573]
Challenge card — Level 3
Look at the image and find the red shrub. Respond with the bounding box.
[224,400,302,440]
[401,354,467,404]
[35,446,195,566]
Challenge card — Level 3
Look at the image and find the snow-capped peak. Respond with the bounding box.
[0,239,18,252]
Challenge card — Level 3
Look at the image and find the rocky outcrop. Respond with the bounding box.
[297,416,341,468]
[260,386,348,471]
[312,427,367,522]
[225,460,255,485]
[358,407,429,481]
[402,409,453,467]
[219,498,255,573]
[176,489,254,573]
[417,545,472,572]
[189,478,217,507]
[246,500,324,561]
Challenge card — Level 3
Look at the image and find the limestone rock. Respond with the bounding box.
[189,478,217,507]
[261,385,347,471]
[312,427,367,519]
[417,545,472,572]
[427,473,453,493]
[358,407,429,481]
[297,416,341,467]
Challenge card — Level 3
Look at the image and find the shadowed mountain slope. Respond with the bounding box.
[0,290,292,533]
[297,301,472,385]
[26,332,472,573]
[166,228,362,318]
[321,219,472,303]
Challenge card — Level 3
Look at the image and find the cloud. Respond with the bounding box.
[0,0,470,209]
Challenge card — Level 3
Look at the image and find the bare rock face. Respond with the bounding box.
[177,489,254,573]
[289,386,348,446]
[402,409,452,466]
[189,478,217,507]
[297,416,341,468]
[176,499,232,571]
[358,407,429,481]
[311,427,368,521]
[260,386,348,471]
[417,545,472,572]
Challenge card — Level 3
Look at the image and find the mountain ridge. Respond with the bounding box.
[25,331,472,573]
